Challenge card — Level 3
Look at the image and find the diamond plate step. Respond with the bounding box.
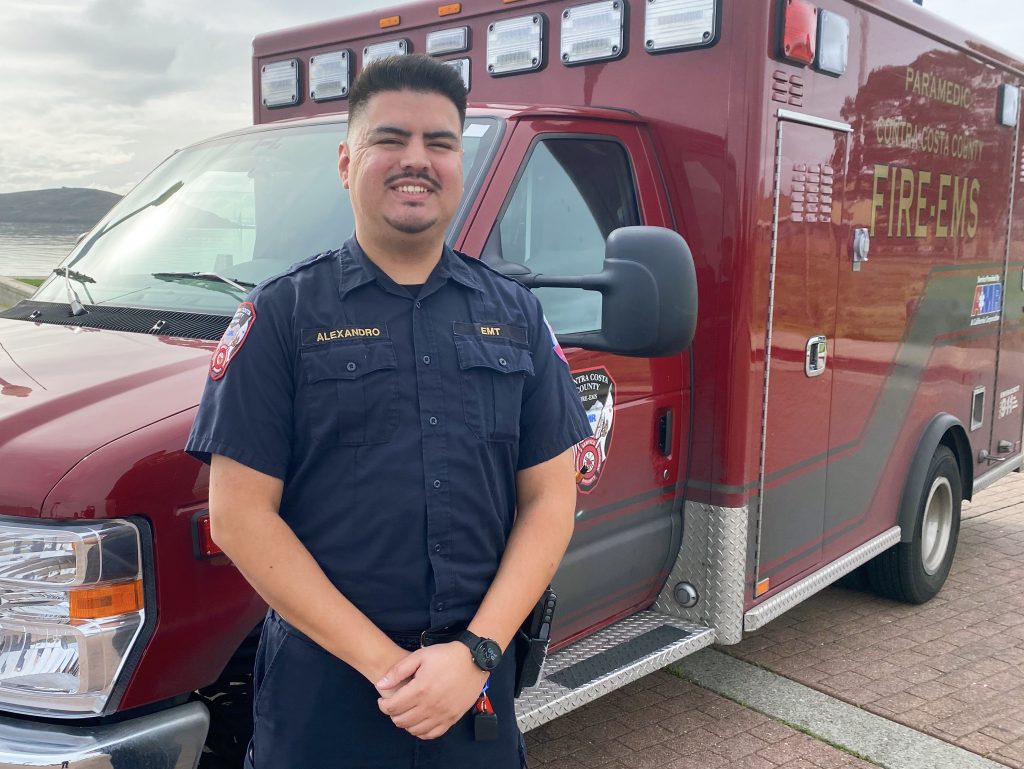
[515,610,715,731]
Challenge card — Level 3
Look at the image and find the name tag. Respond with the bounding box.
[453,322,528,345]
[301,326,388,345]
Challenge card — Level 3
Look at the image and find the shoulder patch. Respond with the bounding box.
[545,317,568,365]
[210,301,256,380]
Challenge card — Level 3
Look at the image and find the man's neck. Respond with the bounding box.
[356,231,445,285]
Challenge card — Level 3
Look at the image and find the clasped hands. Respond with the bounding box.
[375,641,490,740]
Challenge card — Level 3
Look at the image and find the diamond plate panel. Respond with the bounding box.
[744,526,901,632]
[515,610,715,731]
[653,502,749,644]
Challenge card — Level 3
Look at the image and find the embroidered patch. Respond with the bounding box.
[545,318,568,365]
[452,321,528,345]
[572,367,616,493]
[301,326,387,345]
[210,301,255,380]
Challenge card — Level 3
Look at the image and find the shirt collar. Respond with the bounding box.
[338,236,484,298]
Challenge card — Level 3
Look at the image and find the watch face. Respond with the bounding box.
[477,640,502,671]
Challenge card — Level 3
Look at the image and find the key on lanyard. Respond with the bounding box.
[473,679,498,742]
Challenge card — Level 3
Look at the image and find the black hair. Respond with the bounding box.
[348,54,467,128]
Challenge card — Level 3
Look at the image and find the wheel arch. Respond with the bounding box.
[898,414,972,543]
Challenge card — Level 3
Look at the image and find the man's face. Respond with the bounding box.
[339,89,464,243]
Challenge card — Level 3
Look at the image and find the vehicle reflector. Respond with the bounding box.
[444,58,471,91]
[816,9,848,75]
[310,50,351,101]
[364,39,410,67]
[69,580,143,620]
[561,1,625,65]
[644,0,716,53]
[194,512,223,559]
[780,0,817,66]
[999,84,1020,127]
[379,15,401,29]
[487,14,544,75]
[438,3,461,15]
[427,26,470,55]
[261,59,300,108]
[755,578,770,597]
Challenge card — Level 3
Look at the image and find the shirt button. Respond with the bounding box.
[346,362,357,372]
[429,416,438,426]
[433,479,442,489]
[436,602,445,611]
[415,301,422,309]
[434,543,442,553]
[422,355,431,365]
[498,357,507,367]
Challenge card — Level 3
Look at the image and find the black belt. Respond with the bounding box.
[386,626,466,652]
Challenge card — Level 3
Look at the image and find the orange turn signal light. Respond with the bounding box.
[755,578,771,597]
[438,3,461,15]
[379,15,401,29]
[70,580,144,619]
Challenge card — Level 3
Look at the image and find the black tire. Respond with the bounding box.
[196,643,256,769]
[866,445,961,604]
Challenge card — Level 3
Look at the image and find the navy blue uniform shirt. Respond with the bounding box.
[186,238,591,632]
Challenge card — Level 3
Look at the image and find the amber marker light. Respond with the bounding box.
[70,580,144,620]
[379,15,401,28]
[755,578,770,597]
[438,3,461,15]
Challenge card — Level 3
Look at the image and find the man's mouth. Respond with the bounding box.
[393,183,432,194]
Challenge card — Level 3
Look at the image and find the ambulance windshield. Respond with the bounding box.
[33,117,500,314]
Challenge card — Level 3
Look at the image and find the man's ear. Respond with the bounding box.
[338,141,351,189]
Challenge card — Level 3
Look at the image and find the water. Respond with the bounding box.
[0,223,83,277]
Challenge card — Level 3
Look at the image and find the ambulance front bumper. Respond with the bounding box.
[0,701,209,769]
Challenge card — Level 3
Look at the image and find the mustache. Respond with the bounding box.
[385,171,440,190]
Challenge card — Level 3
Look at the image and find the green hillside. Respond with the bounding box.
[0,187,121,226]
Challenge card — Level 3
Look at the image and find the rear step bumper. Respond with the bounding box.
[516,610,715,731]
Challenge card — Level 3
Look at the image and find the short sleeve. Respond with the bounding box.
[517,295,592,470]
[185,287,295,480]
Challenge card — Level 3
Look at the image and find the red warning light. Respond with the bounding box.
[781,0,817,66]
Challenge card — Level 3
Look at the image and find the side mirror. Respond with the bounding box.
[504,226,697,357]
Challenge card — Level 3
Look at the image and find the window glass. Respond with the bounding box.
[495,138,639,334]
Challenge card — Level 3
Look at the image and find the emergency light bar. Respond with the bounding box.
[644,0,716,53]
[261,59,300,108]
[427,26,470,55]
[487,14,545,75]
[444,58,471,91]
[364,39,409,67]
[310,50,351,101]
[561,1,624,65]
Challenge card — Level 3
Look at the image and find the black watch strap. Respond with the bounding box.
[457,630,501,671]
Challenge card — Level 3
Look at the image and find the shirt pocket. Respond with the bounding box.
[455,335,534,442]
[299,341,398,446]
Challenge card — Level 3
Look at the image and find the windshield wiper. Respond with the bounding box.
[152,272,256,297]
[53,267,97,316]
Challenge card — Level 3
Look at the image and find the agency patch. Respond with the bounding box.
[545,317,568,365]
[210,301,255,381]
[572,367,616,493]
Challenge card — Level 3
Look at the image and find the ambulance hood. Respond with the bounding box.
[0,319,212,516]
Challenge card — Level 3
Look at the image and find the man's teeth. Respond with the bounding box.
[396,185,429,193]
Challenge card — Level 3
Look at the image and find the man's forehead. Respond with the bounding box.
[359,90,460,127]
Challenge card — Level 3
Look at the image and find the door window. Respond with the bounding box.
[491,138,640,333]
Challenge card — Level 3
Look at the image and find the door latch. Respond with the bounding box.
[852,228,870,272]
[805,335,827,377]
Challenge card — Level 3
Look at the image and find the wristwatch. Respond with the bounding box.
[457,630,502,671]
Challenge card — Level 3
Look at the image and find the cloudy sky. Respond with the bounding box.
[1,0,1021,195]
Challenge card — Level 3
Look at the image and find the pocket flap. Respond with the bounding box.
[301,342,398,383]
[455,337,534,376]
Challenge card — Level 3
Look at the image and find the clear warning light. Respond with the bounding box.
[310,50,350,101]
[487,14,544,75]
[999,84,1020,127]
[444,58,471,92]
[427,26,469,55]
[816,10,848,76]
[364,39,409,67]
[644,0,716,53]
[561,1,624,65]
[261,59,299,108]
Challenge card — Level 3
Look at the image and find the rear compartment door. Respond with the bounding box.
[757,114,850,591]
[460,116,686,643]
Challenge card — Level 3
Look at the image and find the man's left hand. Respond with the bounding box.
[375,642,489,739]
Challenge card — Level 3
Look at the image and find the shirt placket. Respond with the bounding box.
[413,291,455,630]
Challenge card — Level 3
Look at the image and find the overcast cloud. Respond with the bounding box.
[0,0,1021,195]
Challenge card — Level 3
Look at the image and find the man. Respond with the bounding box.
[186,54,591,769]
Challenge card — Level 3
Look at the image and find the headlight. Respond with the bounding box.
[0,519,145,717]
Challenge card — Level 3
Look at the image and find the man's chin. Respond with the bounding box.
[384,216,439,236]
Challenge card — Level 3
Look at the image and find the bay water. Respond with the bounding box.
[0,222,82,278]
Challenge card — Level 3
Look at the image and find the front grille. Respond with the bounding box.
[0,301,230,341]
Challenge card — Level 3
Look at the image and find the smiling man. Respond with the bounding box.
[185,55,592,768]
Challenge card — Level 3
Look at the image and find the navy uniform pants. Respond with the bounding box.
[245,612,527,769]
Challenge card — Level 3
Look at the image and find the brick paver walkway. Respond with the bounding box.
[729,472,1024,768]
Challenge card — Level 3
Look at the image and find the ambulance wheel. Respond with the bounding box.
[866,445,961,604]
[196,641,255,769]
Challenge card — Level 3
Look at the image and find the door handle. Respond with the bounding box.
[658,409,674,457]
[805,336,827,377]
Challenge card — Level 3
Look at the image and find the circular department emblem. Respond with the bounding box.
[210,301,256,381]
[572,367,616,493]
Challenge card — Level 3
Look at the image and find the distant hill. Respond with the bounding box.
[0,187,122,227]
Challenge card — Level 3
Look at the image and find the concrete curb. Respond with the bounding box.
[0,277,34,309]
[672,649,1006,769]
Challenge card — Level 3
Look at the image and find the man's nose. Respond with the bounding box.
[399,138,431,170]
